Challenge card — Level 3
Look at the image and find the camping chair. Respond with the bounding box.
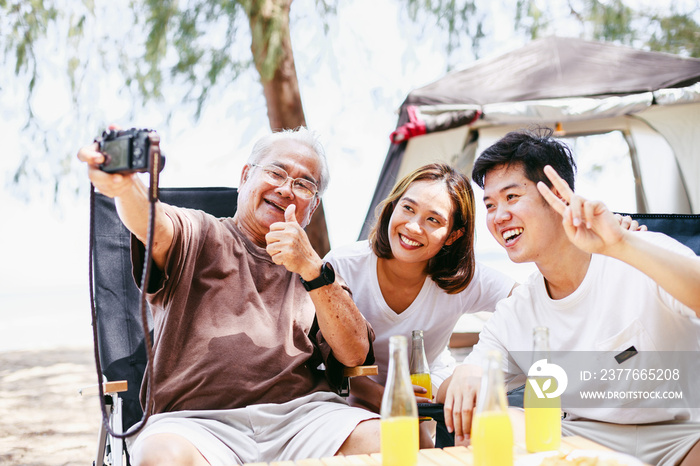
[621,213,700,255]
[422,212,700,448]
[83,187,377,466]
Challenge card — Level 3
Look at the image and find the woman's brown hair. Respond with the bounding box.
[368,163,476,294]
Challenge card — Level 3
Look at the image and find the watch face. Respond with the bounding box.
[322,262,335,283]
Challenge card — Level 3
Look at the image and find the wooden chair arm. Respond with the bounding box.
[79,380,128,397]
[342,365,378,378]
[449,332,480,348]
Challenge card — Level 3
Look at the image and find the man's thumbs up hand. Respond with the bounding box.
[266,203,321,278]
[284,204,298,224]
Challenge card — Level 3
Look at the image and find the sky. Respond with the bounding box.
[0,0,694,350]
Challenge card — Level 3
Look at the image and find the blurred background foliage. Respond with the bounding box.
[2,0,699,201]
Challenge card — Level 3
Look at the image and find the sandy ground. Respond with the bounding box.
[0,347,100,466]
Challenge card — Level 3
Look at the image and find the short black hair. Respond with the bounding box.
[472,127,576,190]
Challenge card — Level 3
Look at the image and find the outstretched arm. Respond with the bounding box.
[538,165,700,317]
[77,141,174,269]
[265,205,371,366]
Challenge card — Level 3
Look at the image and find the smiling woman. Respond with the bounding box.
[324,162,516,447]
[369,163,477,293]
[386,180,462,273]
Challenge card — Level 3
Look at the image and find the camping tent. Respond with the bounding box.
[360,36,700,239]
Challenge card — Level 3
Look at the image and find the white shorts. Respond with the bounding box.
[125,391,378,465]
[562,419,700,466]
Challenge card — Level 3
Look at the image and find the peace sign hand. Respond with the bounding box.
[536,165,626,255]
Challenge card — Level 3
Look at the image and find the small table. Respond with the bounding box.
[243,435,621,465]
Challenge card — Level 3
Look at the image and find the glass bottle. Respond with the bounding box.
[409,330,432,400]
[525,326,561,452]
[380,335,419,466]
[471,350,514,466]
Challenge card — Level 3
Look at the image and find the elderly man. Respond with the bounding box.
[437,128,700,466]
[78,127,380,465]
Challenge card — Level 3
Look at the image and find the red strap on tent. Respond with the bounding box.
[390,106,427,143]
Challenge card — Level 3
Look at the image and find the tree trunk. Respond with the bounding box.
[247,0,330,257]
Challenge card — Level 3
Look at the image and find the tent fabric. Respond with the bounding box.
[407,36,700,106]
[398,82,699,136]
[361,37,700,239]
[390,105,428,143]
[634,102,700,212]
[654,82,700,105]
[412,92,653,127]
[390,105,481,143]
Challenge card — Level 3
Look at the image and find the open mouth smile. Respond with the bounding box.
[265,199,286,212]
[502,227,523,245]
[399,233,423,248]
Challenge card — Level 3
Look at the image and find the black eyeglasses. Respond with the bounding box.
[250,164,318,199]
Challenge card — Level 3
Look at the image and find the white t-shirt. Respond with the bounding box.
[325,240,515,387]
[466,231,700,423]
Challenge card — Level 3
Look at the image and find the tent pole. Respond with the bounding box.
[456,129,479,177]
[623,130,649,213]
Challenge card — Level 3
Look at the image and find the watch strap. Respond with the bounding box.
[300,263,334,292]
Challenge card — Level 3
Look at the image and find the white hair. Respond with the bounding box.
[247,126,330,196]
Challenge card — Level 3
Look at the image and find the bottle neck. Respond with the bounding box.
[532,326,550,363]
[410,331,429,374]
[381,335,418,418]
[475,352,508,414]
[387,341,409,382]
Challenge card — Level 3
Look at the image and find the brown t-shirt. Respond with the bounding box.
[132,204,373,414]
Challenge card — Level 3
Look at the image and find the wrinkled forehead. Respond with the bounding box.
[259,140,321,180]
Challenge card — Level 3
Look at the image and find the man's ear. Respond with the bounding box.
[240,164,251,186]
[539,182,566,205]
[301,196,321,228]
[445,227,464,246]
[551,185,562,199]
[550,185,567,204]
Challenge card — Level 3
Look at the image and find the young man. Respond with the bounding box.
[78,127,380,465]
[437,129,700,465]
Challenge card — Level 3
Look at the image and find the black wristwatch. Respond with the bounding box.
[300,262,335,291]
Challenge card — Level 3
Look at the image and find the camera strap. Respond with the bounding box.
[88,132,160,440]
[147,131,161,202]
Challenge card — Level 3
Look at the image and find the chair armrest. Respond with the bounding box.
[79,380,129,397]
[343,365,378,378]
[449,332,480,348]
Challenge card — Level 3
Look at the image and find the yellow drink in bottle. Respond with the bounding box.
[380,416,419,466]
[471,411,514,466]
[525,378,561,452]
[410,372,432,399]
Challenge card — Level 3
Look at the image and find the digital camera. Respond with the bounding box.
[98,128,165,174]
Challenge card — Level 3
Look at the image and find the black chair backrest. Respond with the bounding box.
[621,213,700,255]
[92,187,238,429]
